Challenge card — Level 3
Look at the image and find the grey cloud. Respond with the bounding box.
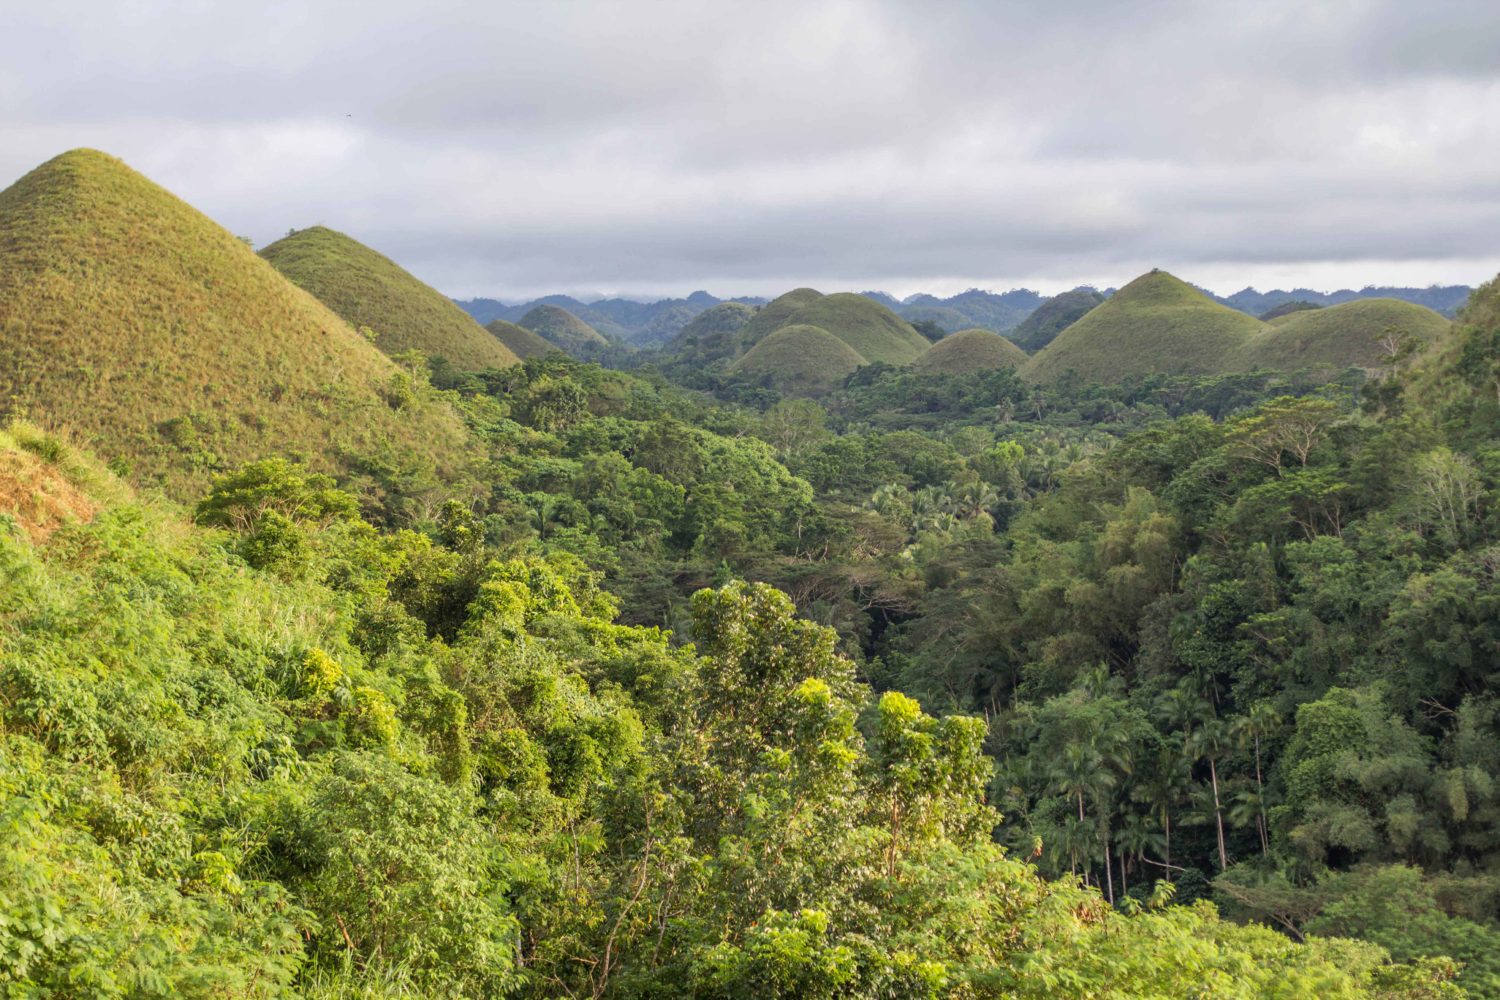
[2,0,1499,300]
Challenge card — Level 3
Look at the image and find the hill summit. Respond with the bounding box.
[913,328,1028,375]
[1023,270,1264,382]
[731,324,866,394]
[0,149,473,499]
[259,225,518,371]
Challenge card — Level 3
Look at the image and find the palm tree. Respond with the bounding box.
[1187,718,1231,871]
[1134,741,1192,871]
[1114,811,1166,900]
[1227,786,1271,859]
[1233,702,1279,858]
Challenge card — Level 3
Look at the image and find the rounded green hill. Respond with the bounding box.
[519,304,610,355]
[0,149,474,499]
[740,288,825,344]
[259,225,518,370]
[1023,270,1264,383]
[913,328,1028,375]
[775,292,931,366]
[1233,298,1450,373]
[486,319,559,359]
[731,324,867,395]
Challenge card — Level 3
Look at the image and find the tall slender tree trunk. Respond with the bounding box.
[1209,756,1228,871]
[1164,810,1172,872]
[1254,736,1269,858]
[1103,819,1115,904]
[1119,846,1128,898]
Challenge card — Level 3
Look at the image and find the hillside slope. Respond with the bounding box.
[0,149,473,500]
[519,304,610,354]
[1233,298,1450,374]
[486,318,559,359]
[731,324,867,394]
[913,328,1028,374]
[259,226,518,370]
[1023,270,1264,383]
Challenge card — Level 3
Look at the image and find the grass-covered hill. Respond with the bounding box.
[518,303,610,354]
[1010,288,1106,351]
[1023,270,1265,383]
[0,149,474,502]
[912,327,1029,375]
[730,323,867,394]
[258,226,518,371]
[1233,298,1450,374]
[773,292,931,366]
[485,318,559,359]
[740,287,827,344]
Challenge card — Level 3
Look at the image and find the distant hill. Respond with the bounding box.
[0,149,473,499]
[486,319,558,360]
[664,302,757,363]
[1219,284,1472,318]
[1233,298,1450,374]
[741,288,827,345]
[894,288,1046,333]
[1010,288,1106,351]
[518,304,610,355]
[1258,300,1322,322]
[730,324,866,395]
[457,291,768,345]
[912,328,1028,375]
[663,287,928,378]
[772,292,931,365]
[259,226,519,371]
[1023,270,1264,383]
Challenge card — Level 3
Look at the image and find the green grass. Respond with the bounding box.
[774,292,931,366]
[730,324,867,395]
[518,304,609,354]
[260,226,518,370]
[485,318,560,359]
[1010,288,1104,351]
[912,328,1028,374]
[1233,298,1450,373]
[1023,270,1265,383]
[0,149,476,501]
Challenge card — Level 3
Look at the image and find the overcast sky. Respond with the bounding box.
[4,0,1500,301]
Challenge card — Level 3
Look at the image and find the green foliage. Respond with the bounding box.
[1010,287,1106,351]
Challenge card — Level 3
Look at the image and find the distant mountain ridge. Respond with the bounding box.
[459,283,1476,347]
[456,291,768,345]
[1213,285,1472,318]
